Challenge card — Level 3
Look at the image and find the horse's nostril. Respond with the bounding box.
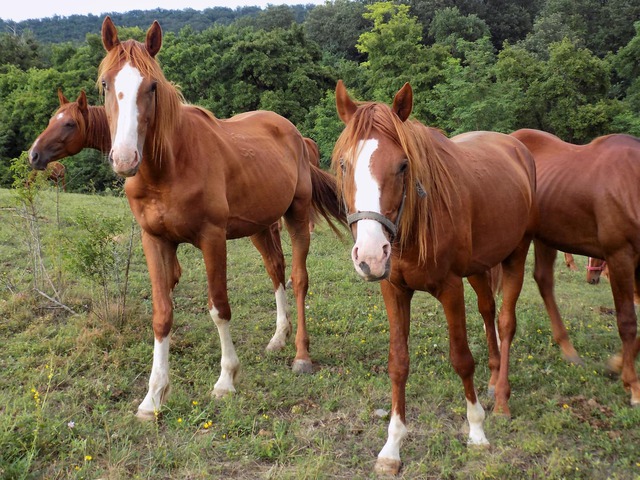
[359,261,371,276]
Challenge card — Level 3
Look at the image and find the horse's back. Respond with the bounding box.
[184,107,310,238]
[512,128,640,255]
[444,131,536,273]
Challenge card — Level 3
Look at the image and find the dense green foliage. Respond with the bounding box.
[1,0,640,189]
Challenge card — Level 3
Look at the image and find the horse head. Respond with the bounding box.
[99,16,173,177]
[333,80,415,281]
[29,89,89,170]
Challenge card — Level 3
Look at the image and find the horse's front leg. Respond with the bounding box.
[283,200,313,374]
[533,240,582,364]
[250,224,291,352]
[437,276,489,447]
[201,228,240,397]
[375,281,413,475]
[136,232,181,419]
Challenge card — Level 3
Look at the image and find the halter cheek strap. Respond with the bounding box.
[346,180,425,241]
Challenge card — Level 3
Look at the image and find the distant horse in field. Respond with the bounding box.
[334,81,536,474]
[586,257,640,306]
[29,89,111,170]
[512,128,640,406]
[26,160,67,191]
[98,17,345,419]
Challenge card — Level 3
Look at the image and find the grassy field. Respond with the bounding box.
[1,185,639,480]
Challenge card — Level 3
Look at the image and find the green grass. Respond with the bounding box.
[1,186,639,479]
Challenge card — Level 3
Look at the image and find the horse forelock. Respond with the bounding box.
[332,102,455,263]
[98,39,183,161]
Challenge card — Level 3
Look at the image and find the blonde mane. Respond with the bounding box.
[331,102,458,263]
[97,39,184,161]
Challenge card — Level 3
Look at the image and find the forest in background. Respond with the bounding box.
[1,0,640,192]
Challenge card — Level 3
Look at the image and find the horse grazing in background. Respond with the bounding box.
[334,80,537,474]
[26,160,67,191]
[586,257,640,306]
[512,128,640,407]
[29,89,111,171]
[98,17,346,419]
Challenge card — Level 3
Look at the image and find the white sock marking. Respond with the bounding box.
[378,413,408,463]
[138,335,170,414]
[212,306,239,394]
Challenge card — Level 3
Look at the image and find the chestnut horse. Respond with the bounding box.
[28,90,327,345]
[98,17,345,419]
[333,81,537,474]
[29,89,111,169]
[26,161,67,191]
[512,128,640,406]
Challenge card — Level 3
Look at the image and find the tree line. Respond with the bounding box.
[1,0,639,192]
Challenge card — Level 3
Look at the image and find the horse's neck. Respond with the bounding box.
[87,106,111,153]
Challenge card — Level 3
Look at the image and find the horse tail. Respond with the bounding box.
[309,163,348,236]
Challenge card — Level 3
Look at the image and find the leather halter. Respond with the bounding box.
[346,181,427,241]
[586,259,606,272]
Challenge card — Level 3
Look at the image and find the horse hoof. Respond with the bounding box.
[468,440,491,450]
[266,338,286,352]
[374,457,402,476]
[292,359,313,374]
[492,404,511,418]
[562,352,584,366]
[606,354,623,376]
[212,387,235,399]
[487,385,496,399]
[135,409,156,421]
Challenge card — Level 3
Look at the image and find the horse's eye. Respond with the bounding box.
[150,82,158,93]
[398,160,408,174]
[64,122,76,129]
[101,79,108,91]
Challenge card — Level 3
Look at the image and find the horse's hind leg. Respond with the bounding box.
[467,272,500,397]
[283,198,312,374]
[250,224,292,351]
[493,236,531,417]
[201,227,240,397]
[605,252,640,405]
[533,240,582,364]
[564,252,577,271]
[437,276,489,447]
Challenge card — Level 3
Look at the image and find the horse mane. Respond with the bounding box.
[97,38,184,161]
[86,105,112,152]
[331,102,458,262]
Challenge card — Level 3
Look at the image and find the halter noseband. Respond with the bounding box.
[346,181,426,241]
[586,259,606,272]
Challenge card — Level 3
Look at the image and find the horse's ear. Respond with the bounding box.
[77,90,88,113]
[101,16,120,52]
[392,83,413,122]
[57,88,69,106]
[335,80,357,124]
[145,21,163,58]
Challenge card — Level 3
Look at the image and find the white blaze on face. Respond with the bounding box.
[111,63,144,171]
[351,139,392,280]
